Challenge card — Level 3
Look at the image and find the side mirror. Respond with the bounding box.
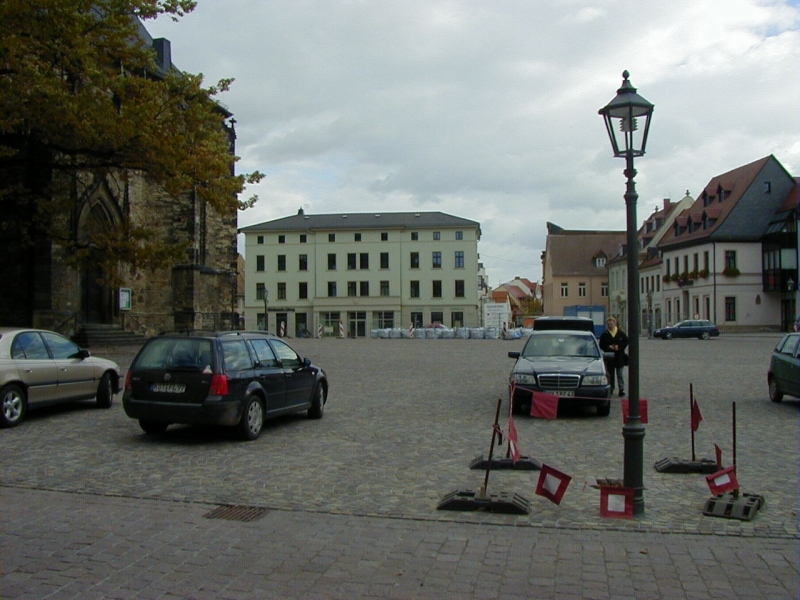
[508,351,520,359]
[303,357,311,368]
[76,349,91,359]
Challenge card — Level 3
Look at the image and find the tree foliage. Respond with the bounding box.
[0,0,263,276]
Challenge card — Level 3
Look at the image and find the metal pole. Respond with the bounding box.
[690,383,696,462]
[622,151,645,515]
[481,397,504,498]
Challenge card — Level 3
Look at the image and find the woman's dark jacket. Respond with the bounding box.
[599,328,629,368]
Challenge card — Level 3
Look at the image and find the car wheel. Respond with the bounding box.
[139,419,169,434]
[597,400,611,417]
[308,383,325,419]
[768,376,783,403]
[96,372,114,408]
[237,396,264,440]
[700,331,710,340]
[1,384,26,428]
[664,332,673,340]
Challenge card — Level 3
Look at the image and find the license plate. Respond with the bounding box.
[550,390,575,397]
[151,383,186,394]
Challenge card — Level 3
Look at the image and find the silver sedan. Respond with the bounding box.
[0,328,122,427]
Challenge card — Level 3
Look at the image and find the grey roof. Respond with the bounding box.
[239,211,481,234]
[545,227,626,276]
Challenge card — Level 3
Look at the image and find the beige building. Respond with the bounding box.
[540,223,624,318]
[239,211,482,337]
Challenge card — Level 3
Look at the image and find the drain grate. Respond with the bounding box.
[203,505,269,522]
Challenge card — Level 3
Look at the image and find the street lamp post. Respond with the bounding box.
[646,289,653,338]
[599,71,654,516]
[788,278,796,331]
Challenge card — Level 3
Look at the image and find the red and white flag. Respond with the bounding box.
[600,486,634,518]
[535,464,572,505]
[691,398,703,432]
[531,391,559,419]
[621,399,649,424]
[507,417,520,464]
[706,466,739,496]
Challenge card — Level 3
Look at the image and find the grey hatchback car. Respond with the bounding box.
[0,327,122,427]
[123,331,328,440]
[768,333,800,402]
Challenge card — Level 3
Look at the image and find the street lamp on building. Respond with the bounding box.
[599,71,654,515]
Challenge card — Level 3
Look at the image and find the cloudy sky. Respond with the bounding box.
[146,0,800,286]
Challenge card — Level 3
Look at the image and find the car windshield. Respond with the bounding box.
[135,338,213,371]
[521,333,599,359]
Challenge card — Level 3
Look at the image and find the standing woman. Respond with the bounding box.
[599,316,629,397]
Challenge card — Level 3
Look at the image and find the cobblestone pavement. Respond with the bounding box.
[2,334,798,598]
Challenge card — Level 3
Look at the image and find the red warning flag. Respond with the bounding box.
[706,466,739,496]
[535,464,572,505]
[531,391,559,419]
[691,399,703,432]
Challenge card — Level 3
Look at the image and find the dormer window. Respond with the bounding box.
[764,181,771,193]
[595,257,606,267]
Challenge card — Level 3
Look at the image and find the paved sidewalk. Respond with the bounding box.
[1,336,798,598]
[2,487,797,600]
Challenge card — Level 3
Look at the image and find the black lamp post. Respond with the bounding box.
[599,71,654,515]
[263,289,269,331]
[788,278,796,331]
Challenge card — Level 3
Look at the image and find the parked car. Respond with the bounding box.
[768,333,800,402]
[532,316,596,333]
[653,319,719,340]
[0,327,122,428]
[508,329,612,416]
[122,330,328,440]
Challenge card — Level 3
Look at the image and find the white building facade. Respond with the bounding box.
[239,211,482,337]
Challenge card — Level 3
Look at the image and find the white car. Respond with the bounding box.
[0,328,122,427]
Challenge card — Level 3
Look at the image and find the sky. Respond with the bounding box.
[145,0,800,287]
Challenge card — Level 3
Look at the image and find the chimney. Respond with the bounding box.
[663,198,671,211]
[153,38,171,72]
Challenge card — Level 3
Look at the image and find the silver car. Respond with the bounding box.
[0,328,122,427]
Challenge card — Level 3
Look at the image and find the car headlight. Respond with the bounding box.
[512,373,536,385]
[583,374,608,386]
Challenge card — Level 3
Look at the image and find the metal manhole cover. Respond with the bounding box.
[203,505,269,522]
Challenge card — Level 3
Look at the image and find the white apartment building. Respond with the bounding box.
[239,211,482,337]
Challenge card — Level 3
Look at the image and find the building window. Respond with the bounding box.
[433,231,441,240]
[764,181,771,193]
[693,253,699,272]
[257,235,264,244]
[578,282,587,297]
[380,252,389,269]
[377,311,393,328]
[432,252,442,269]
[347,253,356,270]
[451,311,463,327]
[380,280,389,296]
[277,283,286,300]
[455,251,464,268]
[328,233,335,242]
[347,281,357,297]
[327,282,337,297]
[410,252,419,269]
[256,255,265,272]
[455,231,463,240]
[455,280,465,298]
[432,280,442,298]
[704,251,709,271]
[410,281,420,298]
[665,260,671,277]
[725,250,737,270]
[381,232,388,241]
[256,283,266,299]
[601,283,608,297]
[360,253,369,269]
[411,312,423,327]
[299,254,308,271]
[595,257,606,267]
[411,232,419,241]
[298,282,307,299]
[278,235,285,244]
[277,255,286,271]
[300,234,307,243]
[328,253,336,270]
[354,233,361,242]
[431,311,443,324]
[560,283,568,297]
[725,296,736,322]
[360,281,369,297]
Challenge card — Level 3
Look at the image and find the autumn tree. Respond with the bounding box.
[0,0,263,283]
